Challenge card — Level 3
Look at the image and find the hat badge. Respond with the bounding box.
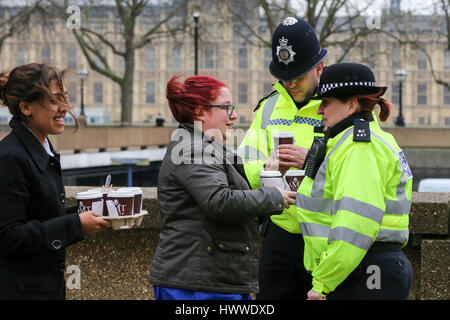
[282,17,298,26]
[276,36,296,66]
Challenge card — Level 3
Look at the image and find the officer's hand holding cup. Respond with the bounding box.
[277,145,308,172]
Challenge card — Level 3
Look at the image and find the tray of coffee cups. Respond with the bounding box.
[101,210,148,230]
[76,184,147,230]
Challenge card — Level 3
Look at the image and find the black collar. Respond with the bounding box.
[9,117,59,172]
[325,112,373,139]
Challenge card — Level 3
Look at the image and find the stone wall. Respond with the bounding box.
[64,187,449,300]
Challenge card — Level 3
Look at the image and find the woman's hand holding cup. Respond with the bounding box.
[79,211,111,235]
[275,187,296,209]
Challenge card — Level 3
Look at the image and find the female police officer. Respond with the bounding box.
[296,63,413,300]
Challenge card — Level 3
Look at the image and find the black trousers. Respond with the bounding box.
[327,249,413,300]
[256,220,311,300]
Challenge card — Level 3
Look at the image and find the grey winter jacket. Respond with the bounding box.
[150,123,284,294]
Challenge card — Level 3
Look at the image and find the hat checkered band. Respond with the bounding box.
[320,81,377,95]
[267,117,322,127]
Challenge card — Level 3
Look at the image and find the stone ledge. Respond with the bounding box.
[64,187,449,300]
[66,188,450,235]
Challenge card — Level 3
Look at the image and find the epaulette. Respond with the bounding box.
[353,119,371,142]
[253,90,278,112]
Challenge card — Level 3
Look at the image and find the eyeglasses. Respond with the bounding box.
[205,104,237,116]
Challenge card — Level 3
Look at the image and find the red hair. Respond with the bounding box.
[166,74,227,123]
[339,89,392,122]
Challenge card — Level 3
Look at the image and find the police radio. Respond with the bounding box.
[304,137,327,179]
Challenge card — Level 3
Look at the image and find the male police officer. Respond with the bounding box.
[238,17,328,299]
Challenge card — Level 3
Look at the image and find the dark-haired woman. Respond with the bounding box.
[150,74,296,300]
[296,63,413,300]
[0,63,110,300]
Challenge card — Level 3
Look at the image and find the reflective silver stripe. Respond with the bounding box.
[332,197,384,224]
[385,199,411,215]
[328,226,373,251]
[261,94,279,129]
[371,132,409,202]
[311,128,353,198]
[376,228,409,243]
[296,193,333,212]
[299,222,330,238]
[236,145,267,163]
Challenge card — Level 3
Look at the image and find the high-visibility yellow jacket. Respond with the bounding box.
[237,81,323,234]
[296,119,412,296]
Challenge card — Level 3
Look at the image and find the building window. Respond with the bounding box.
[67,47,77,68]
[16,48,26,65]
[392,45,401,69]
[94,82,103,104]
[238,82,247,103]
[418,83,427,105]
[263,82,273,96]
[444,49,450,70]
[418,117,425,125]
[238,47,248,70]
[68,82,77,103]
[118,56,125,73]
[445,117,450,125]
[42,47,51,64]
[264,48,271,69]
[146,47,156,70]
[444,86,450,105]
[204,46,218,69]
[172,47,182,70]
[417,50,427,70]
[365,43,376,68]
[146,82,155,103]
[392,83,399,105]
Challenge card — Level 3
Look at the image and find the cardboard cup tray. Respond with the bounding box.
[101,210,148,230]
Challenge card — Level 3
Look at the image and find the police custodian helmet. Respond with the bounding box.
[269,17,328,82]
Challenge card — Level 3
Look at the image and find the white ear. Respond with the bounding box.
[194,106,206,122]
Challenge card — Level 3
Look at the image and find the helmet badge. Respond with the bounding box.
[282,17,298,26]
[276,36,296,66]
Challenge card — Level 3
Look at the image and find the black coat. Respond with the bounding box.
[0,118,85,300]
[150,123,284,294]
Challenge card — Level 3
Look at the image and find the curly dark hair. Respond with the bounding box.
[0,63,79,129]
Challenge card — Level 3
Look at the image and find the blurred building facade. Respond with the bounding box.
[0,0,449,126]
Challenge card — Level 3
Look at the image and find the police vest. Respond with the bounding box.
[237,81,323,234]
[296,120,413,295]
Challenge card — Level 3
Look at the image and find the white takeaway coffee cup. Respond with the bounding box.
[118,187,143,215]
[76,190,104,216]
[284,170,306,192]
[106,190,135,217]
[260,170,285,189]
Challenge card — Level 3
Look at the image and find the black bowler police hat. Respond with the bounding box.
[310,62,387,100]
[269,17,328,82]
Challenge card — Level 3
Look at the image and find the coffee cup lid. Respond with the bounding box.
[273,131,294,138]
[285,170,305,176]
[260,170,282,178]
[76,190,103,200]
[107,190,134,198]
[118,187,143,195]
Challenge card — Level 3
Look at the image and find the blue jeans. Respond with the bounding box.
[153,286,252,300]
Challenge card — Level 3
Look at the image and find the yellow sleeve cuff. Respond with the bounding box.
[312,278,331,297]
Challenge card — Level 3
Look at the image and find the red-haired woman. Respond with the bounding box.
[0,63,110,299]
[150,75,296,300]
